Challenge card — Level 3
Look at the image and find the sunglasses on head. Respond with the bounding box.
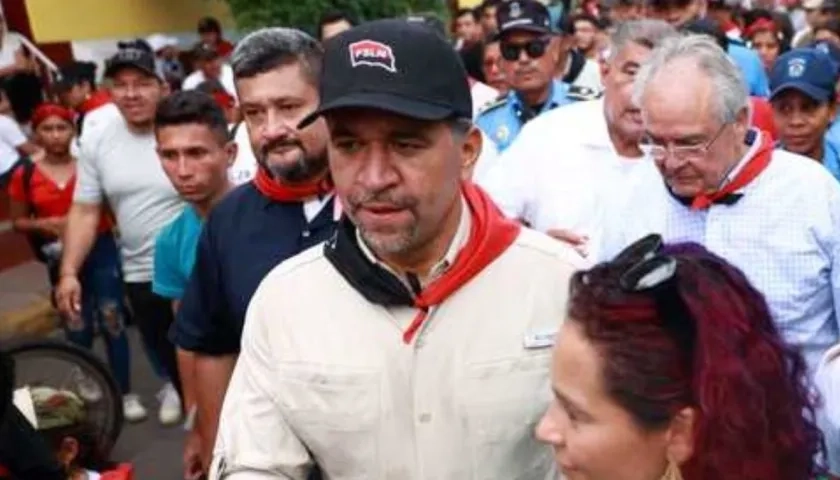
[609,234,695,352]
[500,36,551,61]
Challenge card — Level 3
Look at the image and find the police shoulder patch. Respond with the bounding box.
[567,85,603,101]
[477,95,508,115]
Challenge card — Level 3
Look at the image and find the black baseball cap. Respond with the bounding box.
[299,19,472,128]
[104,47,159,79]
[495,0,553,39]
[192,42,221,61]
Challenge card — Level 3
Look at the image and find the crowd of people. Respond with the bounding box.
[0,0,839,478]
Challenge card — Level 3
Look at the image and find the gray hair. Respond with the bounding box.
[607,19,678,61]
[631,34,749,124]
[230,27,323,84]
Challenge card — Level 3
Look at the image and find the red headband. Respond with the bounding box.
[31,104,75,129]
[745,18,778,39]
[212,91,235,110]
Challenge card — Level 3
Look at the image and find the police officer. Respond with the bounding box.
[476,0,598,152]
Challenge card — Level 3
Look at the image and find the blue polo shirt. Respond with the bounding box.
[152,206,203,300]
[171,182,337,355]
[728,42,770,97]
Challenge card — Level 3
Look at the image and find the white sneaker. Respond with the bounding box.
[72,367,103,403]
[157,382,182,426]
[123,394,148,423]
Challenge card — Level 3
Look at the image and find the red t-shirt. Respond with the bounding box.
[216,39,235,57]
[7,163,112,235]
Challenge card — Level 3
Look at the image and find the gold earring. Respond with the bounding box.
[660,459,684,480]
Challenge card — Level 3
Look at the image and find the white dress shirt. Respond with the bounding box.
[600,131,840,375]
[478,98,655,261]
[816,343,840,475]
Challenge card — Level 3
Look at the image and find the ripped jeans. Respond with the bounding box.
[48,234,131,394]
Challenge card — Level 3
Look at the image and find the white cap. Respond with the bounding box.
[803,0,823,9]
[146,33,179,53]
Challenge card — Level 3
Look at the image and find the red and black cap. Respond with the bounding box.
[299,18,472,128]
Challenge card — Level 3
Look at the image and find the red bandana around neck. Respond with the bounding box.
[253,167,332,203]
[78,90,111,115]
[401,182,521,343]
[691,131,773,210]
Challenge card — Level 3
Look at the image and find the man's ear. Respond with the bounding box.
[461,126,483,180]
[225,140,239,167]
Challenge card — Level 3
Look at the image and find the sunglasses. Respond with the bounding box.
[611,234,695,352]
[500,36,551,61]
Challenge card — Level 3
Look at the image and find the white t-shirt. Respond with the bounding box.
[471,81,499,118]
[229,122,257,185]
[0,114,26,174]
[74,118,184,282]
[0,32,24,70]
[182,64,237,101]
[478,98,651,261]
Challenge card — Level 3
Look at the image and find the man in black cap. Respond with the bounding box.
[475,0,596,152]
[211,17,579,480]
[57,44,184,427]
[183,43,237,100]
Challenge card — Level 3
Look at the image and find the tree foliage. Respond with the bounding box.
[222,0,447,35]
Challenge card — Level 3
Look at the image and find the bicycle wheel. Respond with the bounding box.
[3,338,124,456]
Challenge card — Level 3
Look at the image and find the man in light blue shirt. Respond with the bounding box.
[152,92,235,303]
[151,90,235,480]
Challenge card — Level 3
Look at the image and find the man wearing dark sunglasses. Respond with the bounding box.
[476,0,597,152]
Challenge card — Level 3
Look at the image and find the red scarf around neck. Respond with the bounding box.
[402,182,521,343]
[253,167,332,203]
[691,131,773,210]
[78,90,111,115]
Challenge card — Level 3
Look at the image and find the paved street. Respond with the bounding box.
[0,261,183,478]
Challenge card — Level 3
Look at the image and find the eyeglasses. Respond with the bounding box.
[639,122,729,162]
[500,37,551,61]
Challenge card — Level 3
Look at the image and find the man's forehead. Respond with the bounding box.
[326,109,438,132]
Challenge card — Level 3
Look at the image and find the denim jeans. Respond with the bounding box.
[50,234,132,394]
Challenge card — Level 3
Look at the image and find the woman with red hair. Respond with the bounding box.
[536,234,824,480]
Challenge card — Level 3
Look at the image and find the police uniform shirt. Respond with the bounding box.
[475,79,599,152]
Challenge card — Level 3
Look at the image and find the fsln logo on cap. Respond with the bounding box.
[788,57,806,78]
[349,40,397,73]
[509,1,522,18]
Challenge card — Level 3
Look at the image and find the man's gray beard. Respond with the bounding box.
[261,150,327,183]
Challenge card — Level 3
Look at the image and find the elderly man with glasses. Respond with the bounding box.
[600,34,840,385]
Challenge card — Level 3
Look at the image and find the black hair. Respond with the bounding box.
[154,90,230,143]
[456,8,481,22]
[570,12,602,33]
[681,18,729,51]
[317,10,356,39]
[198,16,223,35]
[230,28,323,84]
[479,0,502,14]
[40,422,113,473]
[195,78,226,95]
